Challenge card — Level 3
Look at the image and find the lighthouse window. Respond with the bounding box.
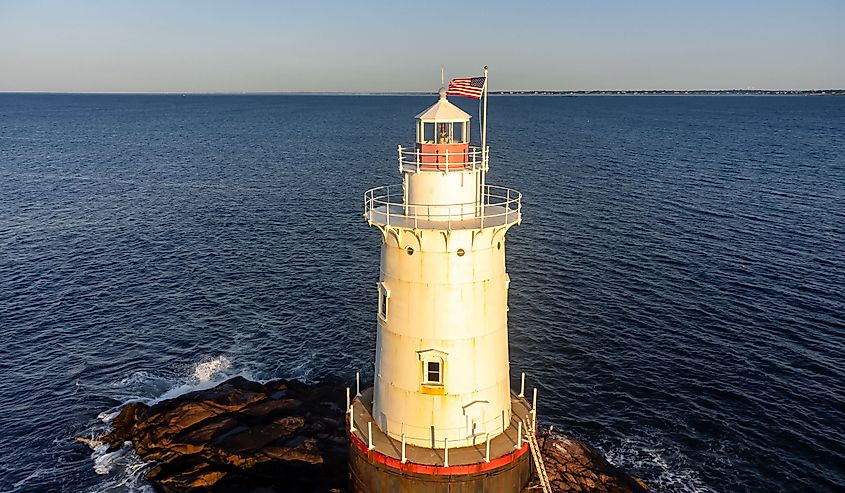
[436,122,452,144]
[422,122,435,143]
[426,361,441,384]
[418,350,447,389]
[377,282,390,321]
[452,122,465,143]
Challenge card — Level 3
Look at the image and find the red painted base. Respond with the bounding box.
[348,431,532,492]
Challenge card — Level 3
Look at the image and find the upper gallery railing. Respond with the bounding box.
[364,184,521,230]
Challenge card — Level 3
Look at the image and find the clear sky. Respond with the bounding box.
[1,0,843,92]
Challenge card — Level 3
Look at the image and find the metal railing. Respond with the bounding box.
[347,392,528,453]
[398,145,489,173]
[363,184,521,230]
[376,409,515,450]
[345,374,540,464]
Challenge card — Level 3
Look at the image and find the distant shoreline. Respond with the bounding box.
[492,89,845,96]
[1,89,843,96]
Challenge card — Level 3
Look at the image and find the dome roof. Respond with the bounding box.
[415,93,471,122]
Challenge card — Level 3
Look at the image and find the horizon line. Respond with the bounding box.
[1,88,843,96]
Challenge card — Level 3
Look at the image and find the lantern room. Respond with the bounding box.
[414,88,471,168]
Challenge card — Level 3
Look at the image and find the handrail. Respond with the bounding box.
[364,184,521,230]
[368,411,516,450]
[524,417,552,493]
[397,145,488,173]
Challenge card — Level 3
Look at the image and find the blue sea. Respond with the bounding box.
[0,94,843,492]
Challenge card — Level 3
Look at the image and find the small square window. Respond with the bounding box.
[426,361,441,384]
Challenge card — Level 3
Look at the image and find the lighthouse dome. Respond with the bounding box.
[414,94,471,122]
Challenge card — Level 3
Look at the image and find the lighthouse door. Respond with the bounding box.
[462,401,488,440]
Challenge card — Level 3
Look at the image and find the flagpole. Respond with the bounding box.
[481,65,489,202]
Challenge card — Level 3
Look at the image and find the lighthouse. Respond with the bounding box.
[349,73,536,492]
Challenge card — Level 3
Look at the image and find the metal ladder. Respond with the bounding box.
[524,418,552,493]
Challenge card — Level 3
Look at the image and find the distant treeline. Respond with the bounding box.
[491,89,845,96]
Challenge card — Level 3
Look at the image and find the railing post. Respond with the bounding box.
[348,403,354,433]
[368,421,375,450]
[532,387,538,431]
[416,149,420,173]
[397,145,403,173]
[445,149,449,173]
[485,433,491,462]
[516,421,523,449]
[519,372,525,397]
[346,387,350,411]
[444,438,449,467]
[486,145,490,170]
[386,188,390,226]
[507,188,511,223]
[356,372,360,396]
[401,433,407,463]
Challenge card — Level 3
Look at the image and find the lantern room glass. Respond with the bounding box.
[417,121,467,144]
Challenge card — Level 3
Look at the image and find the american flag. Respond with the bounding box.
[446,76,486,99]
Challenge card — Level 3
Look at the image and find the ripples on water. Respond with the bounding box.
[0,94,842,492]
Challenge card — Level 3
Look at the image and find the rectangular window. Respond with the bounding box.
[452,122,464,143]
[426,361,441,384]
[423,123,435,143]
[418,350,447,393]
[377,282,390,321]
[435,122,452,144]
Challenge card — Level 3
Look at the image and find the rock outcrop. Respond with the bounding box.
[88,376,648,492]
[523,430,650,493]
[97,376,348,492]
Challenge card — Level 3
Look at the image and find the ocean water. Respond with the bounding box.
[0,94,843,492]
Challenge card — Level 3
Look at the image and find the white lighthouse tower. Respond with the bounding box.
[350,77,535,492]
[371,87,517,448]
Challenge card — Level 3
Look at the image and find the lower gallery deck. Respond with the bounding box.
[349,387,532,469]
[348,387,533,492]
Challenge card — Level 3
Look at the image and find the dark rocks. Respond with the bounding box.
[91,376,648,492]
[98,376,348,492]
[525,430,650,493]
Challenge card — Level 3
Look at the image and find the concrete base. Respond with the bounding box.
[349,440,531,493]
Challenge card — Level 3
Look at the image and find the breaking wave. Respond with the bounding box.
[81,355,247,492]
